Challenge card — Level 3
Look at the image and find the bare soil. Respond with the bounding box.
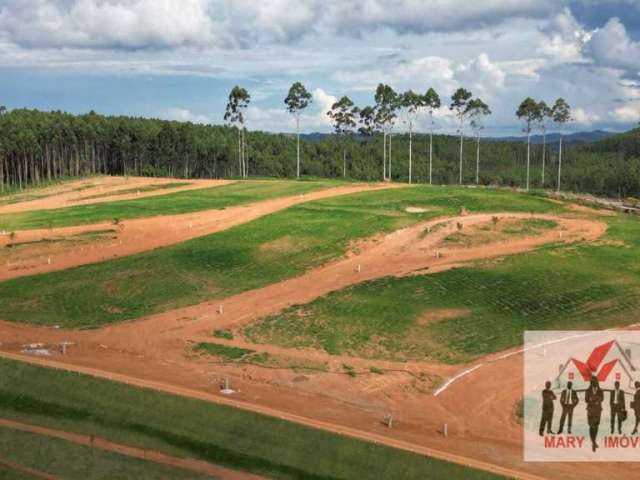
[0,176,230,214]
[0,207,625,479]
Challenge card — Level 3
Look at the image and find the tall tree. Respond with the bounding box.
[537,101,552,187]
[516,97,541,191]
[224,86,251,179]
[423,88,441,185]
[327,96,358,178]
[467,98,492,185]
[374,84,398,181]
[400,90,421,184]
[450,88,473,184]
[284,82,312,178]
[551,98,571,193]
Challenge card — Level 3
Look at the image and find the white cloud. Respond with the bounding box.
[613,103,640,122]
[161,108,211,124]
[455,53,505,98]
[572,107,601,125]
[584,17,640,72]
[537,8,589,62]
[0,0,217,49]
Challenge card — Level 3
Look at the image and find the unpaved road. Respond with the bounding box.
[0,418,264,480]
[0,182,399,281]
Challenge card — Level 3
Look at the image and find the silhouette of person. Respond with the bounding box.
[632,381,640,435]
[585,375,604,452]
[610,380,626,435]
[558,381,579,434]
[539,380,556,436]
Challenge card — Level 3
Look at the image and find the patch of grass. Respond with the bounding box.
[0,358,505,480]
[245,213,640,364]
[193,342,254,360]
[0,427,211,480]
[74,182,191,201]
[0,180,333,231]
[212,329,234,340]
[0,186,564,328]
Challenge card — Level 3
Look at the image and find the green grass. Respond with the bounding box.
[0,179,333,231]
[193,342,254,360]
[0,186,563,328]
[0,427,210,480]
[0,358,503,480]
[74,182,191,201]
[212,329,234,340]
[245,213,640,364]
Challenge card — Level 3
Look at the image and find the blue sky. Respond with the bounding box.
[1,1,640,136]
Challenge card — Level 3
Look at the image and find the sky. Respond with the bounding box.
[1,1,640,136]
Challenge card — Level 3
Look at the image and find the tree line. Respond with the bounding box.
[0,85,638,198]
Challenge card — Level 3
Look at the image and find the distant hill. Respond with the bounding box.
[489,130,616,145]
[302,130,617,145]
[584,127,640,158]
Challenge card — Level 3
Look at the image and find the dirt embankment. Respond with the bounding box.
[0,182,399,281]
[0,176,231,214]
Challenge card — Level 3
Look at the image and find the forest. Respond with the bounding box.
[0,108,638,198]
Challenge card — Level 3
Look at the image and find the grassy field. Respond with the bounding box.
[245,213,640,364]
[0,179,333,230]
[0,187,563,327]
[0,358,504,480]
[0,427,210,480]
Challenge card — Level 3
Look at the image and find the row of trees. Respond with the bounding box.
[0,92,637,198]
[271,82,572,192]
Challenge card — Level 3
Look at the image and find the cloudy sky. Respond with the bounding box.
[1,0,640,136]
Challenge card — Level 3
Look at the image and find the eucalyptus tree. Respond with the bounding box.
[374,84,399,181]
[423,88,441,185]
[400,90,421,184]
[467,98,492,185]
[284,82,312,178]
[358,105,378,136]
[224,86,251,178]
[551,98,571,193]
[537,101,552,186]
[327,96,358,178]
[516,97,541,191]
[450,88,473,184]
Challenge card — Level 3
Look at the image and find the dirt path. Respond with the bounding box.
[0,182,398,281]
[86,212,605,350]
[0,176,230,214]
[0,418,263,480]
[0,457,59,480]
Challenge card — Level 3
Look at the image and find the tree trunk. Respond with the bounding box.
[383,132,387,181]
[541,130,546,187]
[429,128,433,185]
[343,148,346,178]
[388,133,392,181]
[296,115,300,178]
[476,133,480,185]
[408,125,412,184]
[458,117,464,184]
[557,134,563,193]
[526,132,531,191]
